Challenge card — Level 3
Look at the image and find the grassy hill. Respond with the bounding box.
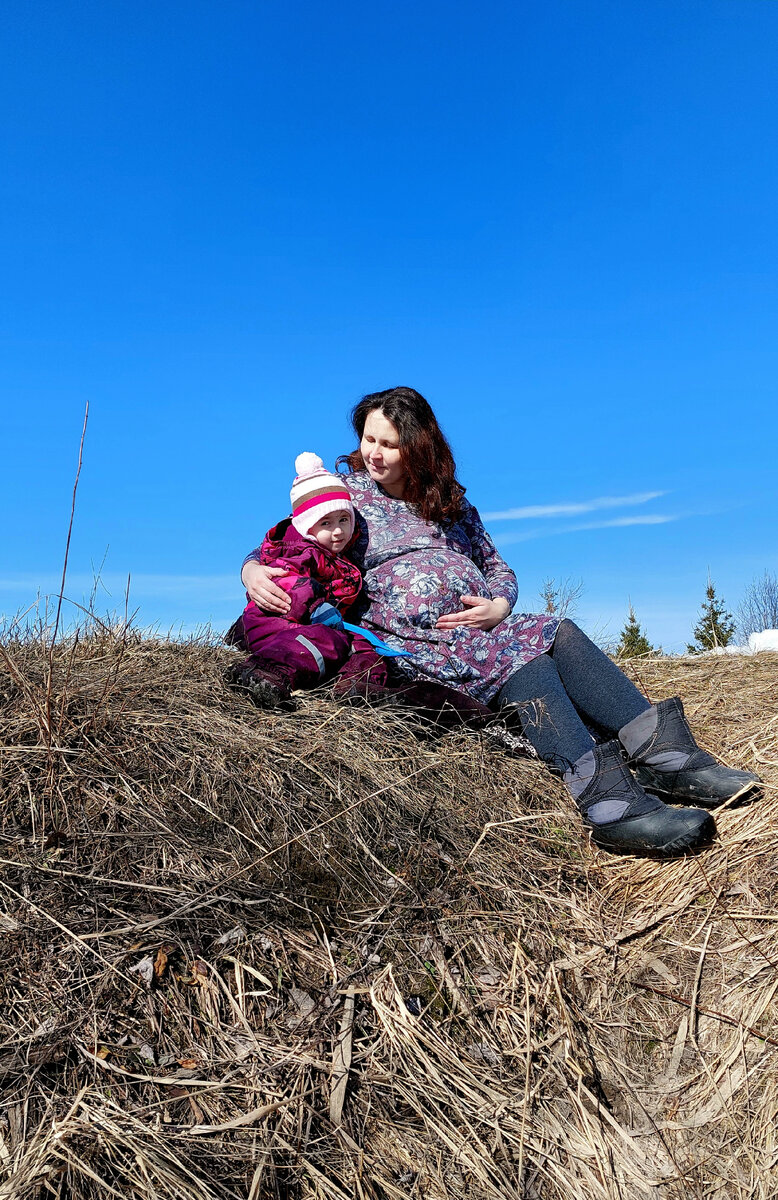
[1,630,776,1199]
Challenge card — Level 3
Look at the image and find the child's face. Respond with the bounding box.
[308,509,354,554]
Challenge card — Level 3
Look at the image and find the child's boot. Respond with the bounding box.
[332,642,389,700]
[225,656,297,711]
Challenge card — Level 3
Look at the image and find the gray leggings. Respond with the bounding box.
[496,619,650,771]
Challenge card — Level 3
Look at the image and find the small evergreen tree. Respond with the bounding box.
[687,576,736,653]
[616,604,653,659]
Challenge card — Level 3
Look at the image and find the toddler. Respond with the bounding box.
[226,452,389,708]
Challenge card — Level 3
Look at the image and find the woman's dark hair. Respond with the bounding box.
[337,386,465,524]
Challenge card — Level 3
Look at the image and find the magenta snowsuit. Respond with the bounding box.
[239,519,388,690]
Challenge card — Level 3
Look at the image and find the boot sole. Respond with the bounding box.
[634,765,761,809]
[246,678,297,711]
[226,674,297,711]
[590,810,717,856]
[653,779,761,809]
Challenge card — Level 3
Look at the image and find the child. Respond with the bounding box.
[226,453,389,708]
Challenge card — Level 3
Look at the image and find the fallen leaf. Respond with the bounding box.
[154,944,175,979]
[192,959,209,983]
[286,988,317,1029]
[129,955,154,985]
[466,1042,501,1067]
[215,925,245,947]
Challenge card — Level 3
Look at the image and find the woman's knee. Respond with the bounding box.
[551,617,580,649]
[497,651,560,707]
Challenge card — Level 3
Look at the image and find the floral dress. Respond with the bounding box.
[342,473,558,704]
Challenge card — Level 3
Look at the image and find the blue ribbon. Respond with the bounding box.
[311,603,411,658]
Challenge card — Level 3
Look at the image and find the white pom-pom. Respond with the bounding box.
[295,451,324,476]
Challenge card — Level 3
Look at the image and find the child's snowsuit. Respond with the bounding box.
[238,518,388,691]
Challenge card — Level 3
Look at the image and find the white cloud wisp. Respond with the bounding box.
[482,490,666,522]
[493,513,679,547]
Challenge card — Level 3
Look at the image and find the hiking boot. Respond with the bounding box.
[566,739,716,855]
[619,697,762,807]
[224,657,297,711]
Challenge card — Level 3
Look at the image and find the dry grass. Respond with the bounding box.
[1,626,777,1199]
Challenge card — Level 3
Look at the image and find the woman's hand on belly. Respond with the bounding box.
[435,595,511,631]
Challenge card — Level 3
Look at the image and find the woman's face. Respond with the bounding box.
[360,409,406,497]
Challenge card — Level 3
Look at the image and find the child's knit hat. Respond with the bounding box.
[290,452,354,538]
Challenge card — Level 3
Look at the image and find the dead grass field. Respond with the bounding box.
[1,629,776,1199]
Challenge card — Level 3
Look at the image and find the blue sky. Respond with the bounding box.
[2,0,776,650]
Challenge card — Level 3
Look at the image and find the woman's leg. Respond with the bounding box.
[549,620,760,804]
[548,619,650,730]
[497,639,715,854]
[495,651,594,771]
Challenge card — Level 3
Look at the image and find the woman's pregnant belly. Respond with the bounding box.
[364,548,491,632]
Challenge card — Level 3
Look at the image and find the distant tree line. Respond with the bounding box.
[538,570,778,658]
[612,570,777,659]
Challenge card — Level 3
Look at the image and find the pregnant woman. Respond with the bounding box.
[242,387,759,856]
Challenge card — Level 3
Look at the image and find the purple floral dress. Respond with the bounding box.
[342,473,558,704]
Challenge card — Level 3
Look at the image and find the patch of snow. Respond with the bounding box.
[705,628,778,655]
[748,628,778,652]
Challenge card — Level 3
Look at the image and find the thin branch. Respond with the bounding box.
[45,401,89,743]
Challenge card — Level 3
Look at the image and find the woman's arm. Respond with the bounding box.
[434,501,517,632]
[241,554,292,614]
[461,501,518,609]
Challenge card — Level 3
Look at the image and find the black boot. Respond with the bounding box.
[566,739,716,855]
[225,656,298,711]
[619,697,761,807]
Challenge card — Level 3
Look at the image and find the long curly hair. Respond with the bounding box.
[337,387,465,525]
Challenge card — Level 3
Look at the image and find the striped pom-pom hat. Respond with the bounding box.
[290,452,355,539]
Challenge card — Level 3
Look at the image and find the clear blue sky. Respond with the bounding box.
[2,0,776,650]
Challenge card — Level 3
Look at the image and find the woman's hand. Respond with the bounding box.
[241,560,291,614]
[435,595,510,632]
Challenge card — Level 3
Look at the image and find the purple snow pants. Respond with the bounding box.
[240,607,352,689]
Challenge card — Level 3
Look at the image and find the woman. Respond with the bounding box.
[242,387,760,856]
